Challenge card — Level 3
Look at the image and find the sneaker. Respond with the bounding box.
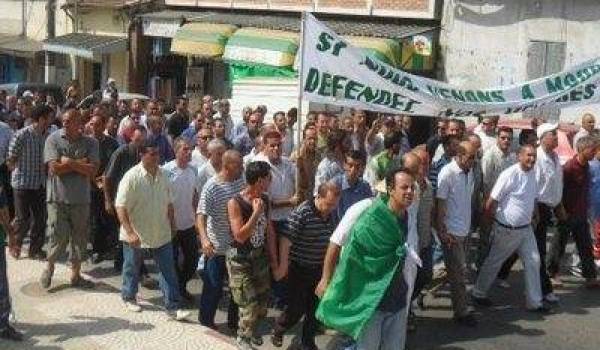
[271,334,283,347]
[496,279,511,289]
[39,269,53,289]
[544,293,560,304]
[471,293,493,307]
[70,276,95,289]
[250,335,263,346]
[454,313,478,327]
[236,336,255,350]
[0,325,23,341]
[528,303,552,314]
[167,309,191,322]
[124,300,142,313]
[550,276,563,287]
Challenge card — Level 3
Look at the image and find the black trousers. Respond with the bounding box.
[90,190,118,256]
[534,203,554,295]
[548,217,597,280]
[274,263,321,346]
[12,188,46,255]
[172,227,199,291]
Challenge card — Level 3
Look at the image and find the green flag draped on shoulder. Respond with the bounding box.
[315,195,407,340]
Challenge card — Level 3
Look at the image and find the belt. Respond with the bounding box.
[494,219,530,230]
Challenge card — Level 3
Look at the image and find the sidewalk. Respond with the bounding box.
[3,255,237,350]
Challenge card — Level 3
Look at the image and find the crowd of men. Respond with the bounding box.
[0,87,599,350]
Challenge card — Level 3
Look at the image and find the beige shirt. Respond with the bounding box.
[115,163,173,249]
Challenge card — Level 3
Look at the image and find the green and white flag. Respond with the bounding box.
[300,12,600,117]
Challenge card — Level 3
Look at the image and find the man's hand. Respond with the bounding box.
[125,230,141,247]
[315,278,329,298]
[201,240,215,258]
[104,199,115,216]
[289,194,300,207]
[252,198,265,215]
[60,156,73,166]
[7,239,20,259]
[438,230,457,246]
[273,265,288,281]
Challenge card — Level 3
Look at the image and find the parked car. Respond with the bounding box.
[0,82,65,106]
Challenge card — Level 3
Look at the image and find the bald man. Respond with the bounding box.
[573,113,596,149]
[196,149,244,328]
[436,141,477,326]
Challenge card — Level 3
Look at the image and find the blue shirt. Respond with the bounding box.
[589,159,600,218]
[332,174,373,223]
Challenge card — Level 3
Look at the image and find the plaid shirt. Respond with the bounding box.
[8,125,47,189]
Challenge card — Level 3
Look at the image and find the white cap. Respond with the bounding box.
[22,90,33,98]
[536,122,558,139]
[107,77,116,84]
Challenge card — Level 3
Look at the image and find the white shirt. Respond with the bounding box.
[191,149,208,169]
[475,129,497,151]
[197,162,217,195]
[330,198,373,247]
[436,159,474,236]
[491,163,537,227]
[535,147,563,207]
[254,154,297,221]
[162,160,199,230]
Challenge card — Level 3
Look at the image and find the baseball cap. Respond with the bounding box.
[536,122,558,139]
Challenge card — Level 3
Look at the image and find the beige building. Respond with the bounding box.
[43,0,157,95]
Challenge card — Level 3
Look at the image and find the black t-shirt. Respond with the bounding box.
[377,216,409,312]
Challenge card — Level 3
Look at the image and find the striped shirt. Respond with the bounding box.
[198,176,245,256]
[8,125,47,189]
[283,200,336,267]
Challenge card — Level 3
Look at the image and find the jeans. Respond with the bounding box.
[0,247,10,331]
[274,263,321,346]
[473,224,543,309]
[121,242,181,311]
[12,188,46,255]
[356,310,405,350]
[199,255,238,327]
[172,227,199,292]
[548,217,597,280]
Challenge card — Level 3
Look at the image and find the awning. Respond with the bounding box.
[43,33,127,61]
[139,10,438,39]
[171,23,237,57]
[0,34,43,58]
[347,36,401,67]
[223,28,298,67]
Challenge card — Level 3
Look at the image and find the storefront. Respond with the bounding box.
[0,35,43,83]
[139,9,439,121]
[43,33,128,95]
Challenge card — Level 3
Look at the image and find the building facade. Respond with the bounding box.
[440,0,600,122]
[137,0,441,119]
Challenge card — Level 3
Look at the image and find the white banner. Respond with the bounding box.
[300,13,600,118]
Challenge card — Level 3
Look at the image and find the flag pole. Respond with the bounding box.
[295,12,307,194]
[296,11,307,151]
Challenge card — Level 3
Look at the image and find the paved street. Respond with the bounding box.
[2,245,600,350]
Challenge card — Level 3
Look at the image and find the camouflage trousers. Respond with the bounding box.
[226,247,271,338]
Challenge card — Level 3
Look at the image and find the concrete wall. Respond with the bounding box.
[109,51,128,91]
[440,0,600,122]
[77,8,128,37]
[0,0,71,39]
